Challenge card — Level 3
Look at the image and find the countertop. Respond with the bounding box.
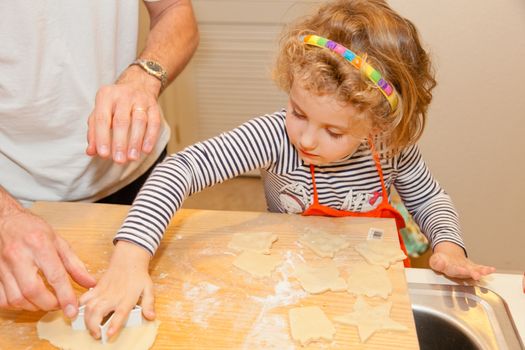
[405,267,525,345]
[0,202,420,349]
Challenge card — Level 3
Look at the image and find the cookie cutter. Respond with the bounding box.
[71,305,143,344]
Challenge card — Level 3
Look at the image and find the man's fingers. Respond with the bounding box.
[93,87,114,158]
[142,104,161,154]
[56,237,96,289]
[111,103,132,163]
[127,107,149,160]
[0,283,7,308]
[0,266,39,311]
[13,267,59,310]
[86,112,97,156]
[35,246,78,318]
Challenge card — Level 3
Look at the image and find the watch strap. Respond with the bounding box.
[130,59,168,89]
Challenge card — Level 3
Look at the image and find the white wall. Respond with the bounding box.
[388,0,525,271]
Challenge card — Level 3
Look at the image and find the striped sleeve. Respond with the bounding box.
[113,113,286,254]
[394,145,465,253]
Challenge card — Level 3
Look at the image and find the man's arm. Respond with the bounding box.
[86,0,199,163]
[0,187,96,315]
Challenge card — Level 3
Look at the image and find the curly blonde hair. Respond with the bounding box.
[273,0,436,156]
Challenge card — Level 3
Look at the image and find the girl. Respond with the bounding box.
[80,0,495,339]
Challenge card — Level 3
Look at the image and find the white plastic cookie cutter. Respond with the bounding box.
[71,304,143,344]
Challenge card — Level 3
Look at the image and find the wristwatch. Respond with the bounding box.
[130,59,168,89]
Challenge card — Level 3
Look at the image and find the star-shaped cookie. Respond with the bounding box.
[334,296,407,342]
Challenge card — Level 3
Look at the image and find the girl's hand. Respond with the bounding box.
[429,242,496,281]
[79,241,155,340]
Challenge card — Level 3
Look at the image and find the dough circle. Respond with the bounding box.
[37,311,160,350]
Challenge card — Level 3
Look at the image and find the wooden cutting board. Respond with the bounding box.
[0,201,419,349]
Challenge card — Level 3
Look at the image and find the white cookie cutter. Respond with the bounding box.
[71,305,143,344]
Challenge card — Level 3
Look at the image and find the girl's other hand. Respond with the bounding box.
[429,241,496,281]
[79,241,154,340]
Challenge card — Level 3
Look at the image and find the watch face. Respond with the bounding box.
[146,61,162,73]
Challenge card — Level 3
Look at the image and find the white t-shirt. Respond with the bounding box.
[0,1,170,205]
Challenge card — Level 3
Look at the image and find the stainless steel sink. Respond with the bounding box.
[408,283,524,350]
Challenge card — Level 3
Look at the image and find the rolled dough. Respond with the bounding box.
[294,261,347,294]
[346,262,392,299]
[298,230,350,258]
[228,232,278,254]
[233,251,282,277]
[354,240,406,268]
[288,306,335,345]
[37,311,160,350]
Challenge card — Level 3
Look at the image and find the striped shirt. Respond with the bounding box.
[115,110,464,255]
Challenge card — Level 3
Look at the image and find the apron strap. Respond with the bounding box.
[309,164,320,204]
[367,139,389,201]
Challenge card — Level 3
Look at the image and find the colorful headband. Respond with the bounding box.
[301,34,399,110]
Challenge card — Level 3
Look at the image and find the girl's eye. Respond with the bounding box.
[291,109,306,119]
[327,129,344,139]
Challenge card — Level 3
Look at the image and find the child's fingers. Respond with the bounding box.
[478,265,496,276]
[79,288,96,306]
[467,267,481,281]
[107,303,136,338]
[140,282,156,320]
[447,264,470,279]
[85,301,113,339]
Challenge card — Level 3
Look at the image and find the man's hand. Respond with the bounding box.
[429,241,496,280]
[86,0,199,165]
[86,66,163,164]
[0,202,96,316]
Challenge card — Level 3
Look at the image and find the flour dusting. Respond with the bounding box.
[243,251,307,348]
[251,251,307,309]
[242,314,294,350]
[183,281,221,328]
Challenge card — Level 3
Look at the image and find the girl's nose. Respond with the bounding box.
[299,127,317,150]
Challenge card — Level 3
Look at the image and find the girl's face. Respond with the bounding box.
[286,80,372,165]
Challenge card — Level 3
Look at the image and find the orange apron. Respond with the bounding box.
[302,141,411,267]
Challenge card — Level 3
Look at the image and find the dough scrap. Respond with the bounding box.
[334,296,407,342]
[233,251,281,277]
[288,306,336,345]
[294,261,347,294]
[354,240,406,268]
[37,311,160,350]
[346,262,392,299]
[298,230,350,258]
[228,232,278,254]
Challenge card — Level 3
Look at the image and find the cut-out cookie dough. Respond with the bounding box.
[233,251,282,277]
[295,261,347,294]
[289,306,336,346]
[354,240,406,268]
[334,296,407,342]
[298,230,350,258]
[346,262,392,299]
[37,311,160,350]
[228,232,278,254]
